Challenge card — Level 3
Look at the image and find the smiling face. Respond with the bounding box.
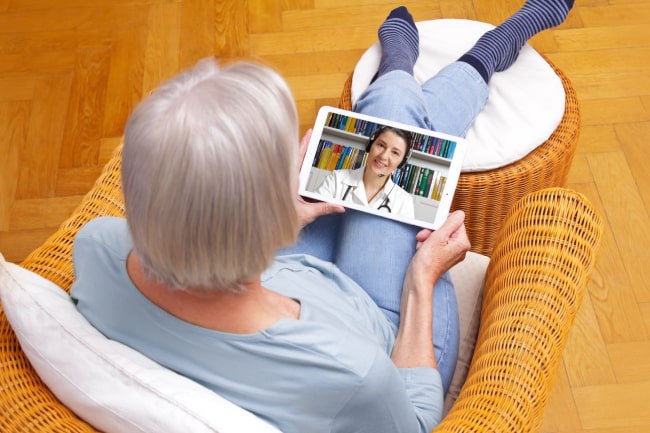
[366,130,408,178]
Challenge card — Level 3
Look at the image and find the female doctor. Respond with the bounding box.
[316,126,415,218]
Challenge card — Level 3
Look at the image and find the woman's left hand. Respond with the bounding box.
[297,129,345,228]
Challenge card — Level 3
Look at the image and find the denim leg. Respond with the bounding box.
[277,214,342,263]
[353,63,488,138]
[433,271,460,394]
[333,208,420,320]
[332,209,459,393]
[353,70,430,129]
[420,62,489,137]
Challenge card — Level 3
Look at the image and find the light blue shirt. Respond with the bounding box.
[71,217,443,433]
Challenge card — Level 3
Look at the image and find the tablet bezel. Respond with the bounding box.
[299,106,467,230]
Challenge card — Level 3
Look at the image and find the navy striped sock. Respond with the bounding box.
[375,6,419,80]
[459,0,574,82]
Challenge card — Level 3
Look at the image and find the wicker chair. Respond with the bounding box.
[0,145,603,432]
[339,56,581,257]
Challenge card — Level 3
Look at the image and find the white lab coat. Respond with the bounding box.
[317,168,415,219]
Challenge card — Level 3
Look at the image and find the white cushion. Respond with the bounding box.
[0,254,280,433]
[444,251,490,414]
[351,19,566,172]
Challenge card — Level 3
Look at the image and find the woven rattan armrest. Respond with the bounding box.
[434,187,603,432]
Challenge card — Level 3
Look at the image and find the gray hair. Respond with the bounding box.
[122,58,300,291]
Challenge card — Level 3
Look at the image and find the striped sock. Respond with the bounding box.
[375,6,420,80]
[459,0,574,82]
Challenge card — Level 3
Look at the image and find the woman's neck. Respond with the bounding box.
[126,252,300,334]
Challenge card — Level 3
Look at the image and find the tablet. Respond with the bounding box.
[299,106,467,230]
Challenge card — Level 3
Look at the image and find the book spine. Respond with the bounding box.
[418,168,430,197]
[317,141,332,169]
[424,169,434,197]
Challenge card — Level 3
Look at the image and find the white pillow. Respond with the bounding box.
[444,251,489,414]
[0,254,281,433]
[350,19,566,172]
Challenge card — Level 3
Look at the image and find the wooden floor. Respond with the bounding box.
[0,0,649,431]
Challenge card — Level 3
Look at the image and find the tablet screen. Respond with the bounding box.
[299,106,467,230]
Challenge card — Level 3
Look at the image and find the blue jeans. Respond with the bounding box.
[354,62,488,137]
[283,62,488,394]
[279,211,459,394]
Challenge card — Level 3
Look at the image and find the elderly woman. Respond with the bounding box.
[71,0,574,431]
[71,58,468,433]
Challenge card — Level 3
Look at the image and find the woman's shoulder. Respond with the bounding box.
[78,216,128,238]
[75,216,131,259]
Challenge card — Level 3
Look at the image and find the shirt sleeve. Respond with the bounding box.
[330,352,443,433]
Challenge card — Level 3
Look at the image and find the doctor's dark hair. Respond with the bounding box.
[122,58,300,292]
[365,126,413,169]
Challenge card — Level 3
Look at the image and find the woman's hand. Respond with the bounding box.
[391,210,470,369]
[406,210,471,293]
[296,129,344,228]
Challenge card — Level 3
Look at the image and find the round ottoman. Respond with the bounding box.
[338,19,580,256]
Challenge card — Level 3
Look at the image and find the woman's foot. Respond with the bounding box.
[459,0,575,82]
[374,6,420,81]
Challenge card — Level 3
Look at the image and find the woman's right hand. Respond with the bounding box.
[392,211,470,369]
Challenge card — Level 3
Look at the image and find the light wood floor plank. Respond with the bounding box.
[0,227,58,263]
[0,1,648,431]
[248,0,285,34]
[578,97,648,126]
[575,124,620,154]
[641,302,650,336]
[540,364,582,433]
[142,1,181,95]
[555,24,649,52]
[178,0,215,70]
[589,151,650,303]
[281,3,443,32]
[574,380,650,430]
[616,122,650,214]
[0,76,36,101]
[570,180,648,344]
[59,46,111,169]
[572,71,650,101]
[0,101,29,231]
[0,5,149,34]
[561,278,617,386]
[566,154,592,185]
[214,0,248,58]
[608,341,650,383]
[250,26,378,57]
[578,2,650,28]
[15,75,72,199]
[10,196,84,231]
[101,26,146,137]
[54,166,104,197]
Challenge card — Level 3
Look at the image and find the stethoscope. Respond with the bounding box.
[341,182,395,213]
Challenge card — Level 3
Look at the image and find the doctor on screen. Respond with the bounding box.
[317,126,415,219]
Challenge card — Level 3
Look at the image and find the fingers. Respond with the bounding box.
[298,129,313,167]
[319,201,345,216]
[297,199,345,228]
[437,210,465,238]
[415,228,433,242]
